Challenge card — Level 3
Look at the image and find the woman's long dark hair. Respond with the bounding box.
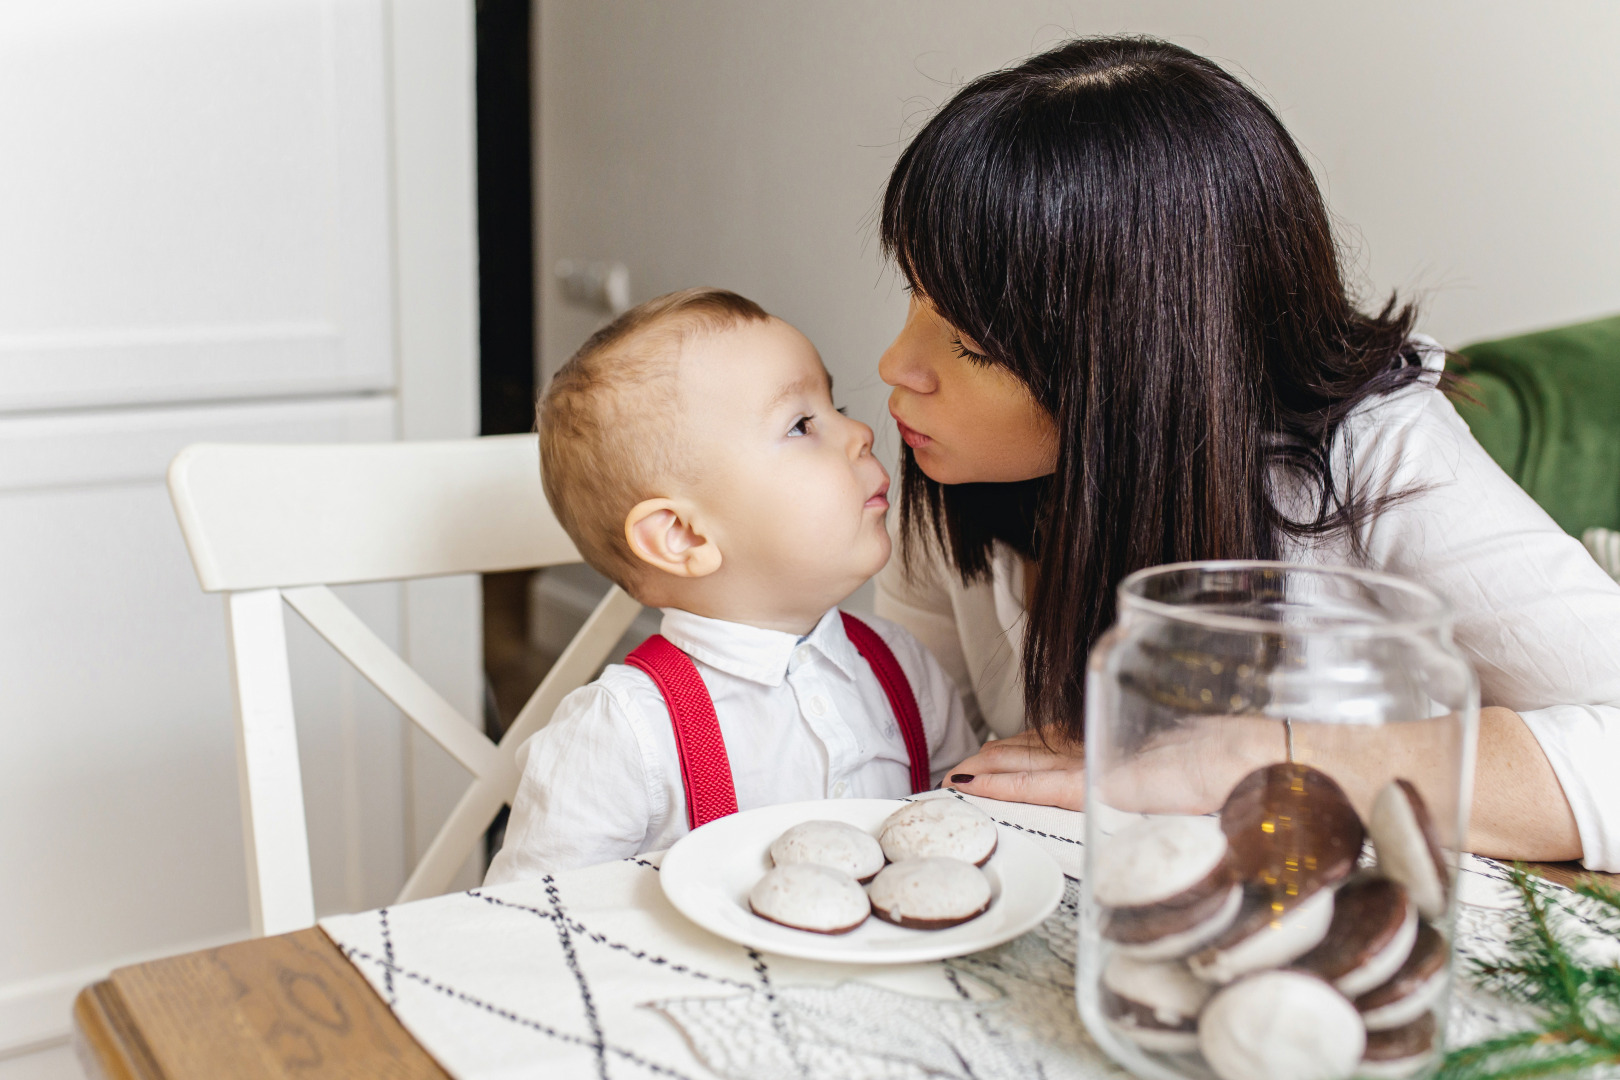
[881,37,1435,742]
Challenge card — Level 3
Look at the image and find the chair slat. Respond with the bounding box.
[282,586,513,788]
[225,590,317,937]
[396,780,511,904]
[499,585,645,752]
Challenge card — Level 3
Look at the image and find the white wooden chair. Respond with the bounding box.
[167,435,643,937]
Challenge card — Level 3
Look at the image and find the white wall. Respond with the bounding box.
[0,2,480,1075]
[538,0,1620,489]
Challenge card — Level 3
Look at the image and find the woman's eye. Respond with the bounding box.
[949,334,991,365]
[788,416,812,437]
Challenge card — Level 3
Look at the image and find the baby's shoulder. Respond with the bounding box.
[845,611,947,680]
[564,661,668,720]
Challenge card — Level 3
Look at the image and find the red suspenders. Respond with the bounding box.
[624,613,930,830]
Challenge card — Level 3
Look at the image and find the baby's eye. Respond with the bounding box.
[787,415,812,437]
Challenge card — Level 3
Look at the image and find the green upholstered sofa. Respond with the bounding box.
[1450,313,1620,540]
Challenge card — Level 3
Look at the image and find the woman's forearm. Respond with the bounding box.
[1239,706,1582,863]
[953,707,1584,863]
[1465,707,1582,861]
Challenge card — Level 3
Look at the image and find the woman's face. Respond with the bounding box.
[878,296,1058,485]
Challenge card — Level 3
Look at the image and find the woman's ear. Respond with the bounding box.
[624,499,723,579]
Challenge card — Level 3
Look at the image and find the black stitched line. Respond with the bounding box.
[747,948,810,1080]
[942,965,974,1002]
[624,856,660,870]
[339,945,699,1079]
[467,890,757,992]
[377,907,397,1006]
[546,876,609,1080]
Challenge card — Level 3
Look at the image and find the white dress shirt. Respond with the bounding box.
[876,339,1620,871]
[484,606,980,882]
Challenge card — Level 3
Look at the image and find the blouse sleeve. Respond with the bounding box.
[862,613,982,785]
[482,681,658,883]
[1352,384,1620,870]
[874,534,988,735]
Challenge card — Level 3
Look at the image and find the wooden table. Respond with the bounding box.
[73,928,448,1080]
[73,862,1616,1079]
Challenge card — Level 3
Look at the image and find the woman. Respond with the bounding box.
[873,37,1620,869]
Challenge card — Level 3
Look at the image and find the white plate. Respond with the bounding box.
[660,797,1065,964]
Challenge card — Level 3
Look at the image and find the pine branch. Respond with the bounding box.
[1439,865,1620,1080]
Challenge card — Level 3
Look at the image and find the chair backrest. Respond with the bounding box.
[168,435,643,936]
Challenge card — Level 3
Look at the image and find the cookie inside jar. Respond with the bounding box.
[1087,763,1457,1080]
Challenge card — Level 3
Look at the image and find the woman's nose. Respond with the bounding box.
[878,319,935,393]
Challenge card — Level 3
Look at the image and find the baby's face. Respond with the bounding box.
[679,318,892,611]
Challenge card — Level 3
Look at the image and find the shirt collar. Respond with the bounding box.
[657,606,862,687]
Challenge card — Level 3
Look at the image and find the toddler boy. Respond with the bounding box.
[485,288,978,881]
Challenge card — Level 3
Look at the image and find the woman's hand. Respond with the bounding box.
[945,730,1087,811]
[947,715,1284,815]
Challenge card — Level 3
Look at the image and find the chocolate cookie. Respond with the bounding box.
[1369,779,1449,919]
[1188,885,1335,985]
[867,857,992,929]
[1355,922,1447,1031]
[879,799,999,866]
[1294,877,1418,997]
[1197,970,1365,1080]
[1100,954,1213,1054]
[1358,1012,1438,1080]
[748,863,870,934]
[1095,816,1243,960]
[769,820,886,883]
[1220,763,1365,895]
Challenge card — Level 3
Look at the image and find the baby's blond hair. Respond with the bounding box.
[538,287,771,594]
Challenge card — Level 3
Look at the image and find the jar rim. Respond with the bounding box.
[1116,560,1454,638]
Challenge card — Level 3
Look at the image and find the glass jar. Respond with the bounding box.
[1077,562,1477,1080]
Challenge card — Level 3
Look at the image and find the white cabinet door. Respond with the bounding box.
[0,0,394,412]
[0,395,421,1053]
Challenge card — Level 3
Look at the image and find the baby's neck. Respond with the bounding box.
[645,578,844,637]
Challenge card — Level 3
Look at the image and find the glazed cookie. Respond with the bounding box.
[1197,970,1365,1080]
[1293,878,1418,997]
[769,820,886,883]
[879,799,999,866]
[1095,816,1242,961]
[748,863,870,934]
[1369,780,1449,919]
[1100,954,1213,1054]
[1188,885,1335,985]
[1220,763,1365,894]
[1355,922,1448,1031]
[867,857,992,929]
[1358,1012,1439,1080]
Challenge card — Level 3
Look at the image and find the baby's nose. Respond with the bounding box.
[850,418,876,455]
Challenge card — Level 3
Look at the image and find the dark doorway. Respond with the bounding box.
[476,0,535,439]
[476,0,537,864]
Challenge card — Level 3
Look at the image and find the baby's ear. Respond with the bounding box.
[624,499,722,579]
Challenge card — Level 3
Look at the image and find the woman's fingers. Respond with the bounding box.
[947,768,1086,812]
[948,731,1083,778]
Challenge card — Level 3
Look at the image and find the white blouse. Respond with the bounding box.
[875,342,1620,871]
[484,605,980,882]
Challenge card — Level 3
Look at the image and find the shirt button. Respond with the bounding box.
[792,645,814,669]
[807,695,828,716]
[833,781,848,797]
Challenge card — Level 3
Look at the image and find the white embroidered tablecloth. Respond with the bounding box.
[318,794,1574,1080]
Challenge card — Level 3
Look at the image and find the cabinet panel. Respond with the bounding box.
[0,0,393,412]
[0,395,407,992]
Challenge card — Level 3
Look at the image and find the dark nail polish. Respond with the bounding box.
[950,773,975,784]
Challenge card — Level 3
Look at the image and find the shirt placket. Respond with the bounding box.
[786,644,859,796]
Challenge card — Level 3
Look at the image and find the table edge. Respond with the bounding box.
[73,980,166,1080]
